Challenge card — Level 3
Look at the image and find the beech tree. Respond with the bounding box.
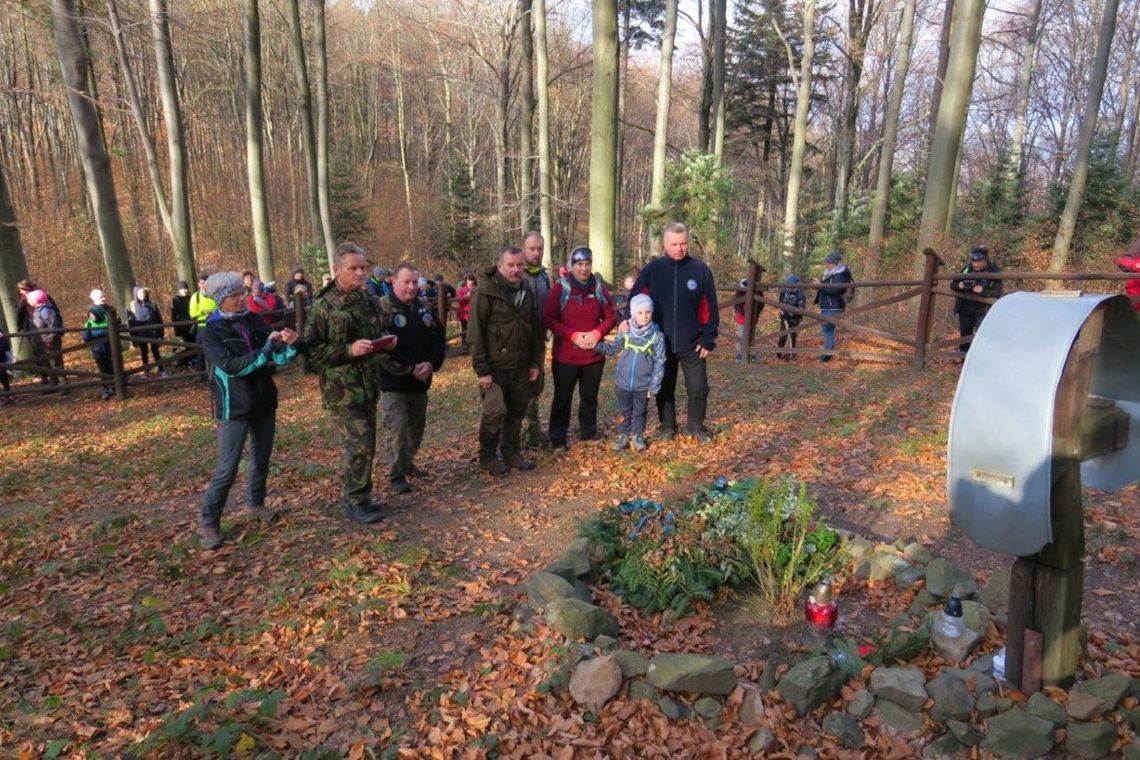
[589,0,619,283]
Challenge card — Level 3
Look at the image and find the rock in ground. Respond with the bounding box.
[1071,673,1131,714]
[979,569,1010,615]
[1063,721,1118,759]
[980,708,1055,759]
[613,649,649,679]
[876,699,924,735]
[923,733,969,758]
[822,710,864,749]
[545,598,619,641]
[925,558,975,598]
[926,670,976,722]
[646,653,737,696]
[846,689,874,719]
[525,571,592,611]
[1025,692,1067,728]
[870,666,929,711]
[777,656,845,716]
[568,655,622,713]
[930,620,981,662]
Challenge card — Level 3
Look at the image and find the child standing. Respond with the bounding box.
[593,294,666,452]
[777,275,806,359]
[82,289,115,400]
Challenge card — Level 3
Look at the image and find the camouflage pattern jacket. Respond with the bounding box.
[302,284,390,409]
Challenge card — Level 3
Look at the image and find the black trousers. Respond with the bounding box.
[778,316,800,354]
[958,307,988,353]
[548,359,605,446]
[657,350,709,433]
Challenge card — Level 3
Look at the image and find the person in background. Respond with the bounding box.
[171,280,194,366]
[247,279,284,327]
[242,271,255,295]
[593,294,666,452]
[777,275,807,360]
[732,277,764,363]
[614,268,640,324]
[26,289,67,394]
[17,279,61,358]
[127,286,165,376]
[82,289,115,400]
[286,266,312,307]
[521,231,552,448]
[1117,243,1140,310]
[190,274,217,373]
[367,267,390,298]
[0,329,13,405]
[812,250,854,362]
[953,246,1002,353]
[456,273,477,346]
[198,272,299,550]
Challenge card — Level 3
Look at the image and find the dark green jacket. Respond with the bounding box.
[302,284,387,409]
[469,265,543,376]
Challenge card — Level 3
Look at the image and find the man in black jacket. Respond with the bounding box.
[376,262,446,494]
[629,222,719,442]
[813,250,855,362]
[954,246,1002,353]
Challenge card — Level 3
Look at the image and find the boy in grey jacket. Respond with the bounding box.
[594,294,666,451]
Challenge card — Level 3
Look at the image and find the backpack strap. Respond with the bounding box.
[558,276,608,311]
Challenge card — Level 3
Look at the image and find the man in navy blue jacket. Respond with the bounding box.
[629,222,719,442]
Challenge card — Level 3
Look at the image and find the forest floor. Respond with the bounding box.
[1,339,1138,758]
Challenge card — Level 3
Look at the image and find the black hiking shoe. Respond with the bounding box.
[344,502,382,524]
[480,458,508,476]
[391,476,412,495]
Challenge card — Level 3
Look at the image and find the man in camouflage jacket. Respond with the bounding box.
[302,242,393,524]
[469,245,544,475]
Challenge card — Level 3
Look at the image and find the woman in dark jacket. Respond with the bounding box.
[127,286,164,374]
[198,272,299,549]
[953,246,1003,353]
[812,250,854,362]
[541,246,615,449]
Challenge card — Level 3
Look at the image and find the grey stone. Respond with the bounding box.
[1124,745,1140,760]
[993,613,1008,634]
[845,537,874,560]
[910,589,941,616]
[511,604,535,623]
[903,542,934,565]
[930,620,981,662]
[545,598,619,641]
[1064,720,1118,759]
[822,710,864,749]
[951,579,980,600]
[543,558,579,584]
[739,685,764,725]
[870,667,930,711]
[525,571,592,611]
[777,656,844,716]
[628,678,660,703]
[758,659,778,692]
[894,565,927,590]
[847,689,874,719]
[613,649,649,679]
[560,547,594,579]
[856,550,912,581]
[948,720,982,746]
[970,654,995,674]
[975,693,1013,718]
[1132,676,1140,698]
[646,653,737,696]
[1072,673,1131,713]
[876,699,924,735]
[941,667,998,696]
[1119,706,1140,732]
[1068,690,1110,721]
[1026,692,1067,728]
[693,696,722,719]
[980,708,1055,759]
[795,745,817,758]
[925,558,976,598]
[979,569,1011,615]
[747,728,774,755]
[569,655,622,713]
[960,600,990,635]
[593,634,617,653]
[926,671,976,722]
[923,733,969,758]
[657,695,689,719]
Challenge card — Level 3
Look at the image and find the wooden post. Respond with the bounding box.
[293,296,306,335]
[741,260,763,364]
[912,248,942,369]
[105,306,128,399]
[1005,310,1103,690]
[437,285,449,334]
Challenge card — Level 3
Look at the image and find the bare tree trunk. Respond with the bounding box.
[779,0,817,274]
[589,0,618,283]
[51,0,136,310]
[0,160,30,336]
[834,0,873,225]
[391,19,414,248]
[1006,0,1042,201]
[915,0,983,262]
[1126,76,1140,177]
[710,0,727,162]
[313,0,335,269]
[697,0,713,152]
[1050,0,1119,274]
[244,0,274,282]
[648,0,679,258]
[534,0,554,266]
[287,0,322,249]
[927,0,955,155]
[867,0,915,274]
[519,0,535,234]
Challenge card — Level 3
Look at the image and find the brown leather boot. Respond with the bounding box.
[199,524,223,550]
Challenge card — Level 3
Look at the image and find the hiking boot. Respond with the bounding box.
[613,434,629,451]
[691,428,712,444]
[247,503,278,522]
[344,502,382,524]
[481,458,508,476]
[390,476,412,495]
[100,389,113,401]
[199,524,223,550]
[407,465,430,478]
[505,455,535,471]
[632,435,648,452]
[659,428,676,441]
[523,426,546,449]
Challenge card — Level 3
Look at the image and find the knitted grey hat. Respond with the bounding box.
[629,294,654,315]
[205,272,245,303]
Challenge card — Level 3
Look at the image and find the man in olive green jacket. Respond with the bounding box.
[469,245,544,475]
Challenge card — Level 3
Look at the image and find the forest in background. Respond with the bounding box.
[2,0,1139,328]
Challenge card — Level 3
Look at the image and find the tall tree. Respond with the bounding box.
[1005,0,1043,206]
[519,0,535,234]
[244,0,274,282]
[313,0,335,269]
[0,160,30,336]
[927,0,955,154]
[51,0,136,310]
[915,0,984,259]
[867,0,917,270]
[1049,0,1119,273]
[648,0,679,257]
[391,16,415,245]
[710,0,728,161]
[589,0,619,283]
[833,0,875,225]
[534,0,554,266]
[286,0,322,249]
[779,0,817,272]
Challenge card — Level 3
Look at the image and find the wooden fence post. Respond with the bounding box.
[740,260,763,364]
[912,248,943,369]
[106,306,128,399]
[437,286,449,333]
[294,297,306,335]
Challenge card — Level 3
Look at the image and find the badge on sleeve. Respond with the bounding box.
[422,312,433,327]
[687,279,698,291]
